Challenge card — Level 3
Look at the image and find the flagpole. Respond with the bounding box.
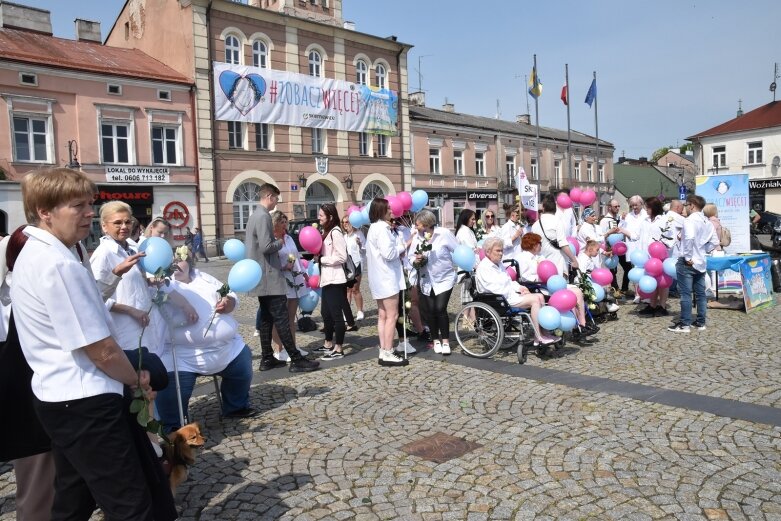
[565,63,572,187]
[593,70,600,187]
[533,54,541,199]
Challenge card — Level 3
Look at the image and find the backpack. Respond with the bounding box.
[719,226,732,247]
[297,315,318,332]
[343,254,357,287]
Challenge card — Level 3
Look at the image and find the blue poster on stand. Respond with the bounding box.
[739,255,775,312]
[695,173,750,254]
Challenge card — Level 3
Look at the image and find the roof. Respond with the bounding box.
[687,101,781,140]
[409,105,613,148]
[0,27,191,85]
[613,163,679,200]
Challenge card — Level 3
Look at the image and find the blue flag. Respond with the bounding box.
[528,68,543,99]
[584,79,597,107]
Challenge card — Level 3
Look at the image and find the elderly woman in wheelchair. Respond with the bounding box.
[454,237,560,363]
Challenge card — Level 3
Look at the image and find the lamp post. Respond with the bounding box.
[298,173,307,188]
[66,140,80,168]
[343,173,354,190]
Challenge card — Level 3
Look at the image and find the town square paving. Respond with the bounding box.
[2,257,781,520]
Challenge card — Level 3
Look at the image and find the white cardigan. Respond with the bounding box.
[365,221,406,300]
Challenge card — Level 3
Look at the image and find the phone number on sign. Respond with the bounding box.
[105,173,170,183]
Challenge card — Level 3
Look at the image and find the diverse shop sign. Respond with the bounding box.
[105,166,170,184]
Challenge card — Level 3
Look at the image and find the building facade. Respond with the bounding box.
[107,0,412,242]
[687,101,781,213]
[0,2,197,244]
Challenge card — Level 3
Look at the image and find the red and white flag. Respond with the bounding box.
[560,83,568,105]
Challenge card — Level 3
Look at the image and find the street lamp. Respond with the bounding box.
[343,173,354,190]
[298,173,307,188]
[67,140,80,168]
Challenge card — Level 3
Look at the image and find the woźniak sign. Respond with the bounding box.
[749,179,781,190]
[105,166,170,184]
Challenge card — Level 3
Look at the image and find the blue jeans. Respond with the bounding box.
[156,345,253,433]
[676,258,707,327]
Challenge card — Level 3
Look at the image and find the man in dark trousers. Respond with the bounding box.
[244,183,319,373]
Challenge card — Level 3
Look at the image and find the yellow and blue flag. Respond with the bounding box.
[528,68,543,99]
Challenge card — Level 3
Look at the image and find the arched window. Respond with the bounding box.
[225,35,241,65]
[308,50,322,77]
[305,182,335,218]
[355,60,367,85]
[252,40,268,68]
[233,181,261,231]
[362,182,385,204]
[375,64,387,89]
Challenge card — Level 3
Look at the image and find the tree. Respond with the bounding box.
[651,147,670,163]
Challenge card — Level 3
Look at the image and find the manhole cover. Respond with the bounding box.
[401,432,482,463]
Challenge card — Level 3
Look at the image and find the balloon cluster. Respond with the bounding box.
[555,187,597,209]
[626,241,676,298]
[221,238,263,292]
[534,261,583,332]
[299,260,321,314]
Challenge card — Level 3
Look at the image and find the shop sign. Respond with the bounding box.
[105,166,170,184]
[163,201,191,240]
[467,192,496,200]
[96,187,153,202]
[749,179,781,190]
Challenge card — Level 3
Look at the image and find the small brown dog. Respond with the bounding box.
[162,422,205,494]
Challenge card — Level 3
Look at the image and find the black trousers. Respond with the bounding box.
[34,394,153,521]
[321,283,349,345]
[618,254,633,291]
[258,295,301,362]
[421,286,453,341]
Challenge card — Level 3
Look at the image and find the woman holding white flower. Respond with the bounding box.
[317,204,352,360]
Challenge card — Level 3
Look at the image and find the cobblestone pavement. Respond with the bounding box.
[2,257,781,520]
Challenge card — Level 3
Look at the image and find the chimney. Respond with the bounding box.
[516,114,531,125]
[343,20,355,30]
[0,2,53,34]
[75,18,101,43]
[736,99,744,117]
[442,102,454,113]
[409,91,425,107]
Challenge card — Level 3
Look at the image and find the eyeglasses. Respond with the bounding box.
[109,219,133,227]
[484,215,494,218]
[611,205,620,208]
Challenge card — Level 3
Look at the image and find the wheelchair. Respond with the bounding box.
[454,261,563,364]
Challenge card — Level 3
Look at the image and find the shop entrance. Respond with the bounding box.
[305,182,336,218]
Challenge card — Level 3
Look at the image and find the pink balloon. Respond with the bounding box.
[506,266,517,281]
[537,260,558,283]
[299,226,323,255]
[556,193,573,209]
[478,248,486,261]
[612,241,627,256]
[569,188,583,204]
[566,236,580,256]
[549,289,577,312]
[300,258,309,269]
[600,241,607,251]
[591,268,614,286]
[580,189,597,206]
[346,205,360,216]
[388,196,403,218]
[307,274,320,289]
[644,257,663,277]
[656,273,673,289]
[636,287,656,299]
[525,210,538,223]
[648,241,668,260]
[398,192,413,211]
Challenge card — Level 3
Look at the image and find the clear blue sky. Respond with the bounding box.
[30,0,781,160]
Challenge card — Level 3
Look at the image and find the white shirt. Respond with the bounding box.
[160,270,244,374]
[577,221,603,250]
[577,251,599,273]
[620,209,647,256]
[499,219,523,260]
[10,227,123,402]
[90,236,164,355]
[475,257,525,307]
[599,213,620,236]
[456,225,479,269]
[516,250,542,283]
[531,213,569,276]
[417,227,459,296]
[681,211,719,272]
[556,207,577,239]
[366,221,406,300]
[277,235,306,299]
[345,229,366,267]
[395,224,413,273]
[0,235,10,343]
[660,211,685,258]
[640,214,665,252]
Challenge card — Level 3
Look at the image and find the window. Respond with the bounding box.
[454,150,464,176]
[475,152,485,177]
[107,84,122,95]
[505,155,515,179]
[574,162,581,181]
[225,35,241,64]
[12,116,49,162]
[19,72,37,86]
[252,40,268,68]
[598,164,605,183]
[311,128,323,153]
[255,123,270,150]
[228,121,243,149]
[359,132,369,156]
[151,125,178,165]
[587,162,593,182]
[375,64,387,89]
[747,141,763,165]
[101,122,131,164]
[531,158,538,179]
[308,50,322,77]
[362,182,384,203]
[712,146,726,168]
[429,148,441,174]
[233,182,261,231]
[356,60,367,86]
[157,89,171,101]
[554,160,561,184]
[376,135,388,157]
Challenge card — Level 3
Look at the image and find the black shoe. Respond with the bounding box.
[579,325,598,337]
[638,305,656,316]
[290,358,320,372]
[258,359,287,371]
[314,345,332,353]
[319,327,326,332]
[654,307,669,317]
[346,324,359,332]
[417,330,432,343]
[224,407,258,419]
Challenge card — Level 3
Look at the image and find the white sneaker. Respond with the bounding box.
[274,350,290,362]
[441,342,451,355]
[607,303,619,313]
[632,296,640,304]
[356,311,365,321]
[378,348,409,366]
[253,330,260,337]
[433,340,442,354]
[394,340,417,354]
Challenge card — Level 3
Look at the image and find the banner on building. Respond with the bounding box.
[213,62,398,135]
[695,173,750,254]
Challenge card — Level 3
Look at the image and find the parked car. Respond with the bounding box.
[755,210,781,234]
[288,218,319,256]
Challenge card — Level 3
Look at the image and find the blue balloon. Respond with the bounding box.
[307,261,320,276]
[630,250,650,268]
[559,311,577,332]
[360,206,370,225]
[546,274,567,293]
[139,237,173,274]
[223,239,245,262]
[628,267,646,283]
[603,255,619,269]
[410,190,429,212]
[452,245,476,271]
[607,233,625,246]
[663,257,678,278]
[349,210,364,228]
[638,275,658,293]
[538,305,562,331]
[227,259,262,292]
[477,239,485,248]
[592,283,606,303]
[299,291,320,313]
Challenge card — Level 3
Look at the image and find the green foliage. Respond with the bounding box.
[651,147,670,163]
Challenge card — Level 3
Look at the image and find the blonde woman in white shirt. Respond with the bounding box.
[500,205,524,261]
[341,215,366,321]
[365,198,408,366]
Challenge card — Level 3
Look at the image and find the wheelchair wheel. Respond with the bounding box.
[501,314,527,351]
[455,302,503,358]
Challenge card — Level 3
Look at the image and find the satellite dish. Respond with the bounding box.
[772,156,781,168]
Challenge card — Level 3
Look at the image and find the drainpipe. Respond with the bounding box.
[395,45,406,192]
[205,0,223,248]
[189,84,202,235]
